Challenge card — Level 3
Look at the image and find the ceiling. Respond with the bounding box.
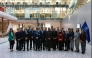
[74,0,90,10]
[0,0,90,19]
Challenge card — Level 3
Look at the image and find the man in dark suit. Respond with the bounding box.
[51,26,53,48]
[34,28,41,51]
[23,28,29,51]
[20,28,24,50]
[28,26,32,50]
[46,28,52,51]
[52,28,57,50]
[56,27,59,49]
[31,28,35,50]
[18,28,23,51]
[15,28,20,50]
[40,28,46,50]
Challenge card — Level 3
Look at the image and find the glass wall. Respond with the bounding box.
[0,0,78,20]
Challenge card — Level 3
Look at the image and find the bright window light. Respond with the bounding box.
[87,0,90,2]
[45,23,51,29]
[77,24,81,28]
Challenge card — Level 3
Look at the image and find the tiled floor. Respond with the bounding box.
[0,36,8,44]
[0,37,91,58]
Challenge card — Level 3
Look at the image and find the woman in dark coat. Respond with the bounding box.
[80,30,86,54]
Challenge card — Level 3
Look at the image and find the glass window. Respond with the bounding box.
[5,7,11,14]
[25,8,30,18]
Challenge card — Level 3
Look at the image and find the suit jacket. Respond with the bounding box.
[65,33,70,40]
[24,30,29,38]
[70,31,74,40]
[31,30,34,38]
[19,31,24,39]
[27,29,33,39]
[52,31,57,38]
[41,30,46,40]
[15,32,20,40]
[34,31,41,40]
[46,31,52,40]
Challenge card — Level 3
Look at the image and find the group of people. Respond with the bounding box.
[8,26,86,54]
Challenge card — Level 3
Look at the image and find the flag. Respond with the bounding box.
[6,22,13,33]
[81,21,90,43]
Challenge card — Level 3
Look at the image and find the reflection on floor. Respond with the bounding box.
[0,41,91,58]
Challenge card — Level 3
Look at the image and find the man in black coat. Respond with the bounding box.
[15,28,20,50]
[31,28,35,50]
[52,28,57,50]
[34,28,41,51]
[23,28,29,51]
[28,27,32,50]
[40,28,46,50]
[46,28,52,51]
[20,28,24,50]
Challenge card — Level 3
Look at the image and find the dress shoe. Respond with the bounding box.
[27,49,29,51]
[23,50,25,51]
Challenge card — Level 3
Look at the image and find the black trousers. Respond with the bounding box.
[40,40,45,50]
[32,38,35,49]
[56,38,58,48]
[21,39,23,49]
[65,39,69,50]
[23,39,29,50]
[19,40,22,50]
[59,41,64,50]
[47,40,51,50]
[65,39,70,50]
[68,40,70,50]
[29,38,32,49]
[53,39,57,50]
[9,40,14,49]
[35,39,40,50]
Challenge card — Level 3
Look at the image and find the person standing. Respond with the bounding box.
[18,28,22,51]
[46,28,52,51]
[61,28,65,50]
[57,29,64,51]
[40,28,46,50]
[15,28,20,50]
[64,30,70,51]
[74,28,80,52]
[31,27,35,50]
[67,28,71,50]
[52,28,57,50]
[70,28,74,51]
[8,28,15,52]
[28,27,32,50]
[51,26,54,48]
[56,27,59,49]
[80,30,86,54]
[38,27,42,50]
[34,28,41,51]
[45,27,48,50]
[20,28,24,50]
[23,28,29,51]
